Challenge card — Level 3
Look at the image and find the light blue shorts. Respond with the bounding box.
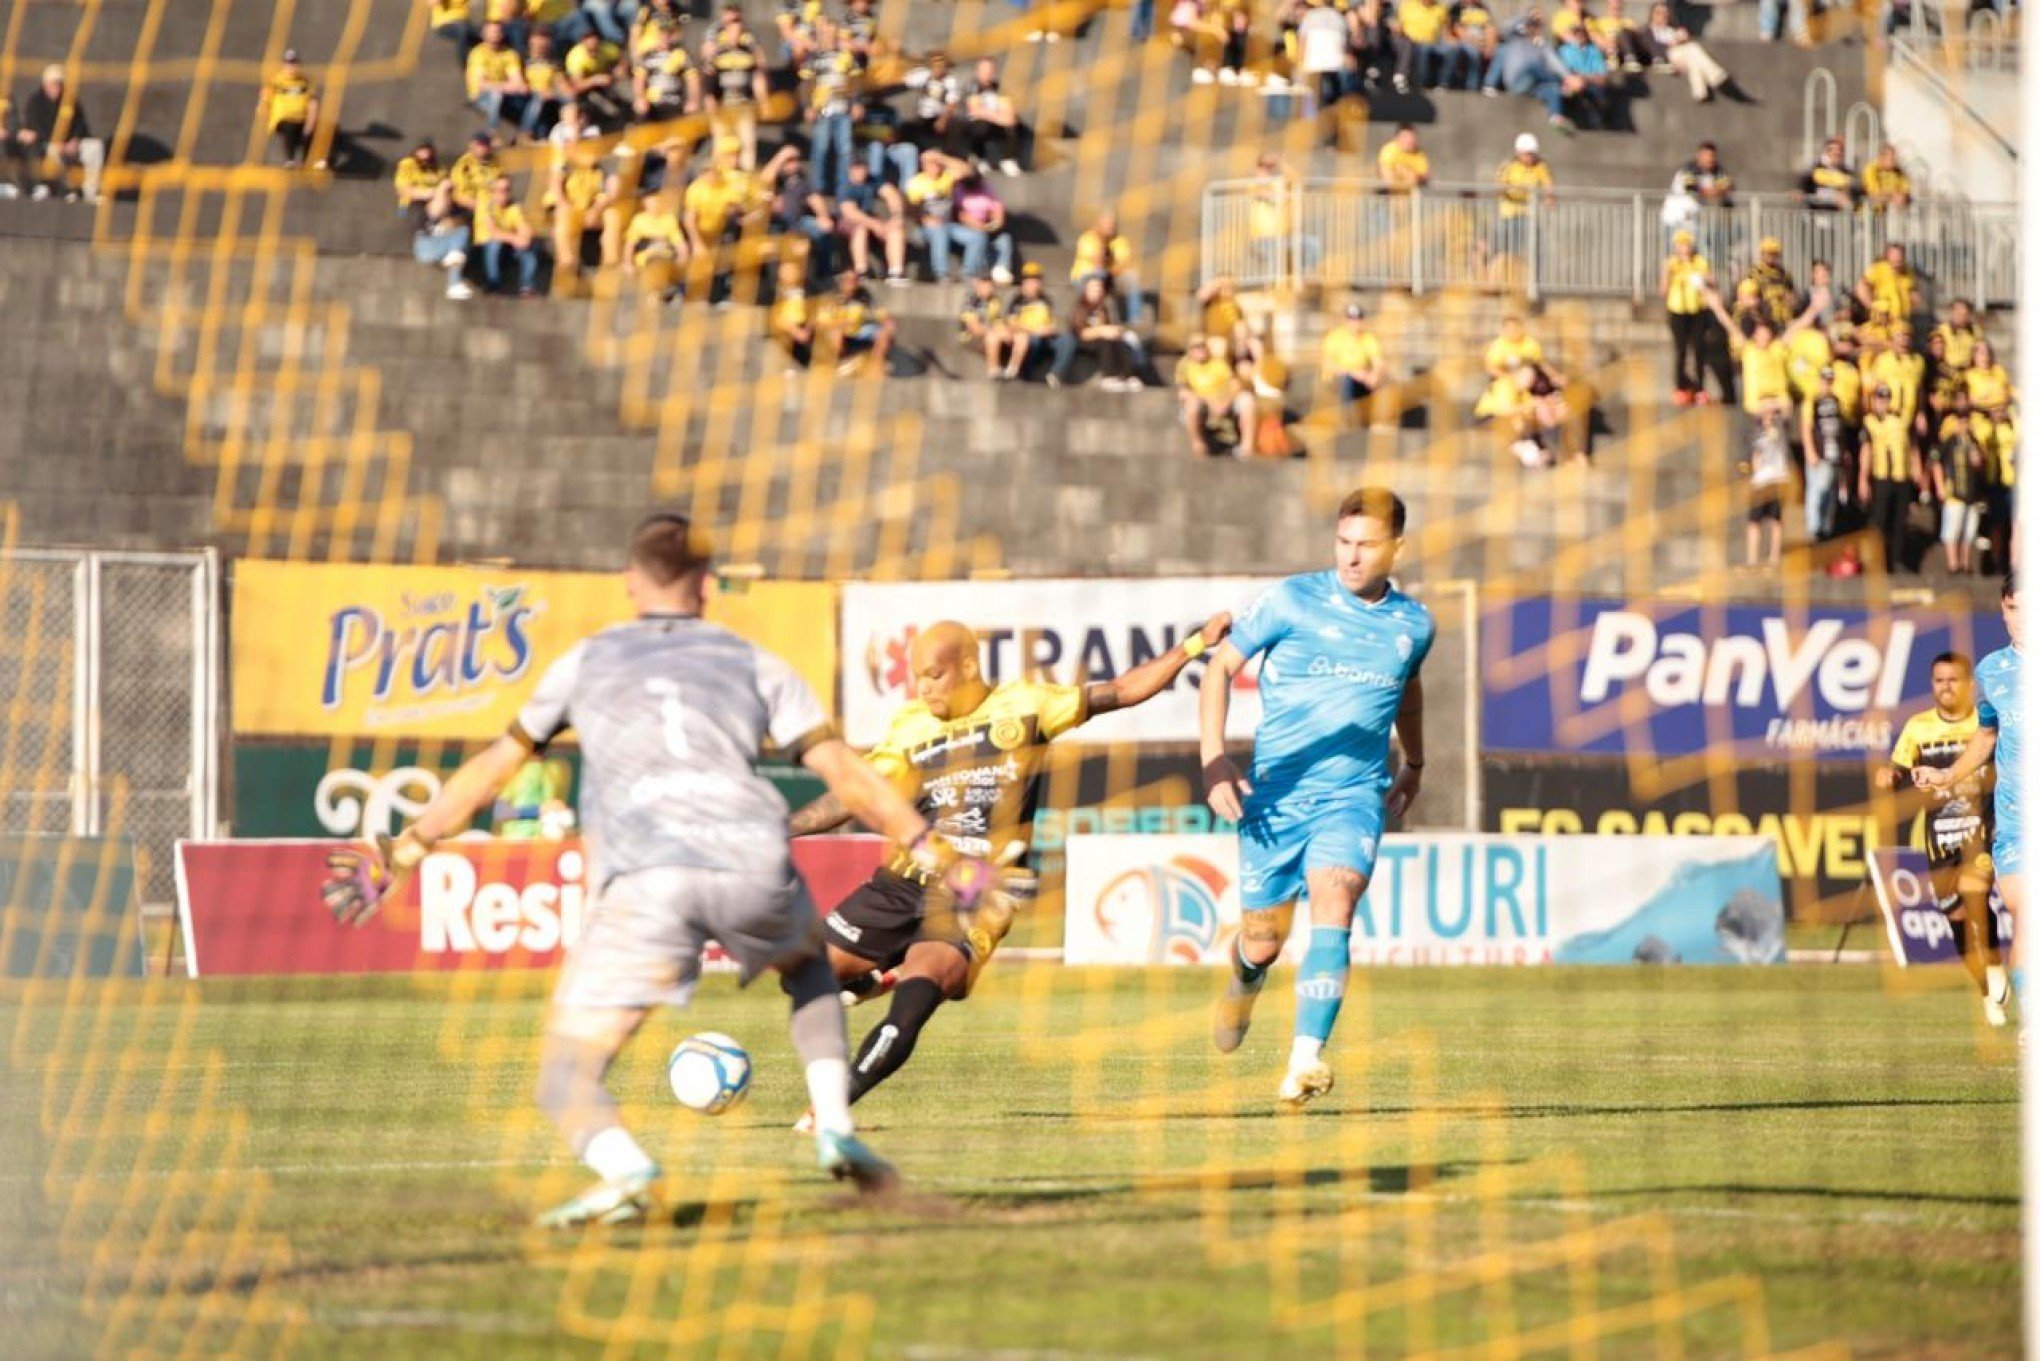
[1996,801,2022,878]
[1237,789,1386,912]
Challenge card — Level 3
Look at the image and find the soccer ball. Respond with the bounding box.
[667,1032,751,1114]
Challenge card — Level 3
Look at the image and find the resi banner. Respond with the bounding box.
[839,578,1279,745]
[1481,597,2007,760]
[174,836,887,977]
[1063,833,1785,966]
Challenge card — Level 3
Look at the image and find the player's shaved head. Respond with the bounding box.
[909,621,988,719]
[911,621,980,673]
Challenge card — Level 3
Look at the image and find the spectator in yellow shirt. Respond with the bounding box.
[1857,243,1918,325]
[1705,283,1826,420]
[1001,264,1070,382]
[1488,133,1553,283]
[633,25,700,123]
[430,0,476,66]
[813,267,896,375]
[547,149,615,294]
[623,188,688,298]
[393,139,447,230]
[448,131,500,212]
[564,31,628,123]
[466,23,528,135]
[1070,209,1144,325]
[1869,326,1927,435]
[1861,144,1912,212]
[1176,334,1258,457]
[1660,229,1714,405]
[1858,384,1921,573]
[1195,276,1257,364]
[684,142,764,306]
[1395,0,1478,90]
[261,49,322,169]
[1320,302,1386,415]
[475,175,540,295]
[518,29,566,140]
[1934,299,1983,373]
[1484,314,1544,380]
[769,260,816,371]
[1965,340,2013,422]
[1376,123,1430,191]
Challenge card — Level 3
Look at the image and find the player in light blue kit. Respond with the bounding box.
[1199,487,1434,1105]
[1919,573,2024,1011]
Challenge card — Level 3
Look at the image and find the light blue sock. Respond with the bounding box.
[1294,926,1351,1046]
[2014,966,2026,1004]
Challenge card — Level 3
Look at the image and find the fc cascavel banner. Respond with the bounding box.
[1064,833,1785,967]
[1482,596,2007,761]
[232,561,836,739]
[840,578,1278,745]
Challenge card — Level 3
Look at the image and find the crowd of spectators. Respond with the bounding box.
[1164,0,1737,131]
[1649,177,2018,574]
[1,65,104,201]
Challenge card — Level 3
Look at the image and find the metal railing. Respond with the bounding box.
[1892,2,2021,71]
[1202,179,2020,309]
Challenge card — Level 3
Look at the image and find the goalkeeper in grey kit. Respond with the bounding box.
[321,514,1011,1227]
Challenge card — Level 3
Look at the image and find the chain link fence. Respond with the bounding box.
[0,550,221,905]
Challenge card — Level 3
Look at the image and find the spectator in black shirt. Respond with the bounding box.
[1052,277,1144,391]
[6,65,103,202]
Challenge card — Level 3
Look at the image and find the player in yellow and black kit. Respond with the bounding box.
[789,613,1231,1110]
[1877,650,2010,1025]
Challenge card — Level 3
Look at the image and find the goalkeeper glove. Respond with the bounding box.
[321,829,432,927]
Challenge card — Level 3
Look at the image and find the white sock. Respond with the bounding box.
[1289,1036,1324,1071]
[805,1057,855,1138]
[1989,965,2009,1000]
[583,1125,656,1181]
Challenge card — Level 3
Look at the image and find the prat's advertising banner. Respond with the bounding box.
[1864,847,2014,968]
[1063,833,1785,967]
[839,578,1280,746]
[175,836,887,978]
[1482,758,1886,919]
[231,561,837,739]
[228,739,825,841]
[1481,596,2007,762]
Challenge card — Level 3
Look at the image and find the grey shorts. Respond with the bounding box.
[553,864,822,1011]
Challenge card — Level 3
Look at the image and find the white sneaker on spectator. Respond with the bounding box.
[1026,29,1046,42]
[445,251,467,271]
[1192,68,1216,85]
[884,272,910,287]
[999,158,1021,176]
[1219,67,1239,85]
[974,158,992,175]
[1238,70,1260,87]
[1392,73,1410,93]
[991,265,1014,284]
[1044,30,1061,41]
[1264,73,1289,91]
[0,184,17,199]
[31,185,51,200]
[446,280,474,300]
[1481,85,1499,97]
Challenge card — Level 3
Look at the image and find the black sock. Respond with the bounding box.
[1234,938,1267,985]
[848,977,945,1105]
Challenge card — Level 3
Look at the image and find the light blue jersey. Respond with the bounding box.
[1229,571,1434,909]
[1231,571,1435,802]
[1977,644,2023,876]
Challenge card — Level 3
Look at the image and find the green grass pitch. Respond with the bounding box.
[1,965,2018,1358]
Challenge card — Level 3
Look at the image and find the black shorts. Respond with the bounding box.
[1748,489,1783,524]
[1926,810,1994,893]
[821,869,969,970]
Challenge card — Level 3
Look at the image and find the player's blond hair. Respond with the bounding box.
[1337,487,1407,536]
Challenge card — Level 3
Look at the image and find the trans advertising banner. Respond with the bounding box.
[1481,596,2006,762]
[1063,833,1785,967]
[839,578,1279,745]
[174,836,886,978]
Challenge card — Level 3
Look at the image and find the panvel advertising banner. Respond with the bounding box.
[231,561,836,739]
[1481,596,2007,762]
[174,836,886,977]
[839,578,1279,745]
[1063,833,1784,967]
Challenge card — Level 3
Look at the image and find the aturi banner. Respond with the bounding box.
[1063,833,1785,966]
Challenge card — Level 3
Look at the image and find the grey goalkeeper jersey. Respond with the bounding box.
[511,614,835,887]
